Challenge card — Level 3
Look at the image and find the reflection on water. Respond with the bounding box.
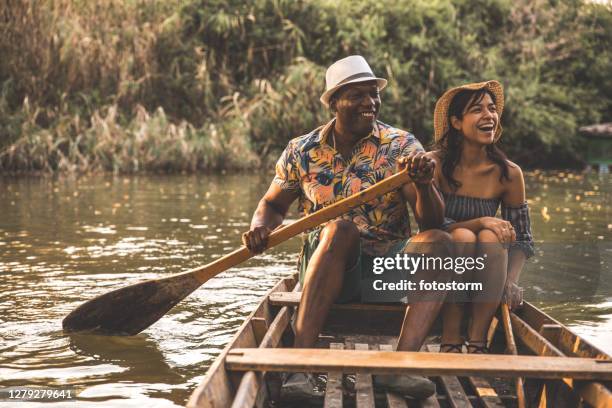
[0,174,299,407]
[520,171,612,348]
[0,172,610,406]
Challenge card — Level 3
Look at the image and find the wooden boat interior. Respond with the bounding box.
[187,275,612,408]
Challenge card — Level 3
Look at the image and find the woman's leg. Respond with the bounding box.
[467,229,507,349]
[440,228,477,351]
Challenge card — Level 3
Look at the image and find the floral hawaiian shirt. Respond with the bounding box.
[273,119,424,256]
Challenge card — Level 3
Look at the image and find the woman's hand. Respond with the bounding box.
[242,225,272,254]
[503,281,524,310]
[398,151,435,185]
[479,216,516,244]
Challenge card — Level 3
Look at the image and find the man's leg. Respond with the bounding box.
[293,219,360,348]
[397,229,453,352]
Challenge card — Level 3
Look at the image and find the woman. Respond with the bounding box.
[431,81,534,353]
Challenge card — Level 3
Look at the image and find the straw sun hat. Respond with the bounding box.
[433,80,504,143]
[320,55,387,107]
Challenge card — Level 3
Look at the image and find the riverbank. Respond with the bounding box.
[0,105,259,173]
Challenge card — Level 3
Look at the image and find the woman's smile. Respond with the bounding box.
[454,93,499,144]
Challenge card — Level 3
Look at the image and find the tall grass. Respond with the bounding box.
[0,0,171,113]
[1,0,611,173]
[0,102,257,173]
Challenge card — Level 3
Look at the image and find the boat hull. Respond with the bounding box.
[188,274,612,408]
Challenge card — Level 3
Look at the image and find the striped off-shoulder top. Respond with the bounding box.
[442,192,535,258]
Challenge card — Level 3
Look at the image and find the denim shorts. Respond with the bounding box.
[298,229,411,303]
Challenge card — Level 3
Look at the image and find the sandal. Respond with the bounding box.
[440,343,463,353]
[466,340,488,354]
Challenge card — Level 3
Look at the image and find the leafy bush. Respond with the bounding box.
[1,0,610,172]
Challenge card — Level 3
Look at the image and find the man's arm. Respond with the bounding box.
[400,152,445,231]
[403,182,445,231]
[243,183,298,254]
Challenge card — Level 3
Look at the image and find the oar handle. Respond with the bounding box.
[268,169,412,246]
[501,303,526,408]
[190,169,412,283]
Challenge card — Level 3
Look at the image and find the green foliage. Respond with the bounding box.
[0,0,610,172]
[0,103,256,173]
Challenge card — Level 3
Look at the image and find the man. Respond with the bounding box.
[242,55,452,399]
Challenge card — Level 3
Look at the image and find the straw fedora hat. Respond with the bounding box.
[320,55,387,107]
[433,80,504,142]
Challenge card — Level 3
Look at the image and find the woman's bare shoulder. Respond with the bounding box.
[505,159,524,181]
[502,160,526,204]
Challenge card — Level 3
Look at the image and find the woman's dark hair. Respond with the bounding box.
[435,88,509,191]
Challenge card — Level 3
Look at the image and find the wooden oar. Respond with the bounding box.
[62,168,413,335]
[501,303,526,408]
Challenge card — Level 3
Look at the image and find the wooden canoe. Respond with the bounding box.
[187,274,612,408]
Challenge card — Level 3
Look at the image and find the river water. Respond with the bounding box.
[0,172,610,407]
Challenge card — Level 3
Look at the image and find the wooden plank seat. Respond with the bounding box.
[226,348,612,380]
[268,291,407,312]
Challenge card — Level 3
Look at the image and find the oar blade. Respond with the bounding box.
[62,272,202,335]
